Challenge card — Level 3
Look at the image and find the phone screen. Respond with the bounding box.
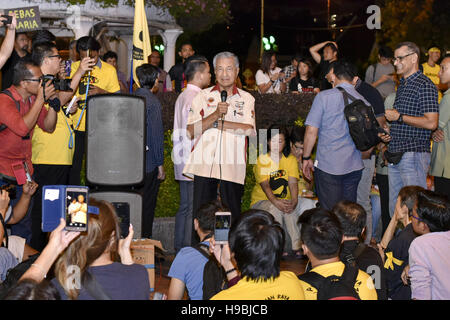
[65,188,88,231]
[214,212,231,243]
[111,202,130,238]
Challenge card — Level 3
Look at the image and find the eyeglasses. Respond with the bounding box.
[23,78,41,82]
[393,52,415,63]
[47,54,61,59]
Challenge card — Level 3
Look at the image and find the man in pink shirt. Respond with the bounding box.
[408,190,450,300]
[172,55,211,252]
[0,58,57,241]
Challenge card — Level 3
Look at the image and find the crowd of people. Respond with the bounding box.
[0,13,449,300]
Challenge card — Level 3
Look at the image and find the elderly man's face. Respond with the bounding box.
[215,57,238,89]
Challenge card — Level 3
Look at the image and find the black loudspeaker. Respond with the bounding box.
[90,191,143,238]
[86,94,146,186]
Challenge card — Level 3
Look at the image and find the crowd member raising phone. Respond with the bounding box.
[16,198,149,300]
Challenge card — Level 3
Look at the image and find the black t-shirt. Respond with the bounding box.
[340,240,388,300]
[318,59,333,90]
[384,224,418,300]
[168,62,186,93]
[1,50,31,90]
[289,77,319,93]
[355,79,385,117]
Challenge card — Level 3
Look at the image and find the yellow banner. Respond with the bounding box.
[132,0,152,87]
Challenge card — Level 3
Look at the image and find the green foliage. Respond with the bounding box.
[378,0,449,55]
[150,0,231,33]
[155,130,180,217]
[50,0,231,33]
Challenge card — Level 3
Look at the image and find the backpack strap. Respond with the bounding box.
[372,63,378,83]
[194,243,211,260]
[336,86,359,106]
[0,89,21,132]
[298,271,327,291]
[353,243,368,261]
[340,263,360,285]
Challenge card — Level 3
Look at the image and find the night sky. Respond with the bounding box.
[185,0,379,74]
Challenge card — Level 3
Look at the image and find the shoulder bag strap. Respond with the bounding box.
[0,89,21,132]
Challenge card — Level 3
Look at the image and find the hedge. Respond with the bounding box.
[154,91,315,218]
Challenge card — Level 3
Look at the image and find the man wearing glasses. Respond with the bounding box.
[0,58,57,242]
[29,41,95,250]
[382,42,439,218]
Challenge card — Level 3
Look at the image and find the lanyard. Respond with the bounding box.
[63,113,74,149]
[75,73,91,130]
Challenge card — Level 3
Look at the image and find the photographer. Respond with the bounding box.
[30,41,95,251]
[0,13,17,70]
[0,58,57,243]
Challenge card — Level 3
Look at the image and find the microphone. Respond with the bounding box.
[220,90,227,121]
[221,90,227,102]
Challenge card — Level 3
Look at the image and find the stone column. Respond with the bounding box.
[65,9,94,39]
[158,29,183,72]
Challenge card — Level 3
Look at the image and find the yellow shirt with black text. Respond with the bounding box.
[70,59,120,132]
[251,153,299,207]
[210,271,305,300]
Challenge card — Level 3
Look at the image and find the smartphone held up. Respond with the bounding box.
[214,212,231,244]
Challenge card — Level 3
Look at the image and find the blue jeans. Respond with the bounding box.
[314,168,363,210]
[356,156,375,244]
[174,180,194,253]
[371,194,382,241]
[388,152,430,217]
[0,178,33,243]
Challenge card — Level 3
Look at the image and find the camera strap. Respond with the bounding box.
[74,72,91,131]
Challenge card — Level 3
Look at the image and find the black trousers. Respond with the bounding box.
[191,175,244,245]
[140,168,161,238]
[68,130,85,185]
[376,173,390,235]
[31,164,71,251]
[434,176,450,199]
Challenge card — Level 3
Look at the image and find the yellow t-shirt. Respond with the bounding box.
[70,59,120,132]
[251,153,299,207]
[298,261,378,300]
[32,104,74,165]
[210,271,305,300]
[422,62,442,102]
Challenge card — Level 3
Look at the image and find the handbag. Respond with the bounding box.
[383,150,404,165]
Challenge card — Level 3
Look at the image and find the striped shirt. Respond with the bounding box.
[388,71,439,153]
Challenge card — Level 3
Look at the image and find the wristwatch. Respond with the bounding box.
[213,121,218,128]
[397,113,404,124]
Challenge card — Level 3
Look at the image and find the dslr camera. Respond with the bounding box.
[42,74,72,92]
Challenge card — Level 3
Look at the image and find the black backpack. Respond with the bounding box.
[194,243,228,300]
[298,264,361,300]
[337,87,381,152]
[0,253,40,299]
